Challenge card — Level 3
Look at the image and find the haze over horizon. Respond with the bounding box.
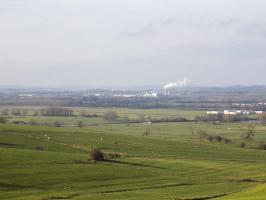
[1,0,266,87]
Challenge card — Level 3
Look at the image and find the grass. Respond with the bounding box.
[0,108,266,199]
[1,106,204,124]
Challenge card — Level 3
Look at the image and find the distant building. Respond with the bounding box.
[206,111,222,115]
[18,94,33,97]
[224,110,237,115]
[143,92,158,97]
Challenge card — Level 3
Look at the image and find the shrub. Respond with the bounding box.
[258,143,266,150]
[240,124,255,140]
[224,138,232,144]
[0,116,7,124]
[33,111,39,116]
[123,115,129,122]
[214,135,223,142]
[77,120,84,128]
[29,120,37,125]
[36,146,44,151]
[41,107,73,116]
[138,114,145,122]
[105,152,127,159]
[240,142,246,148]
[90,149,104,161]
[207,136,214,142]
[143,127,151,136]
[103,111,118,121]
[197,130,209,139]
[259,113,266,125]
[54,121,62,127]
[80,110,87,117]
[11,109,21,116]
[1,109,9,115]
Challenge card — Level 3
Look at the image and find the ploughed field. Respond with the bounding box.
[0,112,266,199]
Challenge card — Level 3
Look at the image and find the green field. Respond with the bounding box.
[1,106,204,124]
[1,108,266,200]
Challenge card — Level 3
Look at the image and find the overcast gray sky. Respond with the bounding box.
[1,0,266,88]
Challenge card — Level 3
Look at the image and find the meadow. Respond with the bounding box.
[0,107,266,200]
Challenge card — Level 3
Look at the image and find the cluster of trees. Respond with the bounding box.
[194,114,249,123]
[197,130,232,143]
[147,117,187,123]
[90,149,104,161]
[79,110,100,118]
[1,108,29,116]
[40,107,73,116]
[103,111,118,121]
[136,114,187,123]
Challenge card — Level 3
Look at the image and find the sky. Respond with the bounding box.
[0,0,266,88]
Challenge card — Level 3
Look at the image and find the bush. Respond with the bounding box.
[103,111,118,121]
[138,114,145,122]
[90,149,104,161]
[29,120,37,125]
[258,143,266,150]
[1,109,9,115]
[0,116,7,124]
[77,120,84,128]
[123,115,129,122]
[36,146,44,151]
[207,136,214,142]
[150,117,187,123]
[41,107,73,116]
[259,113,266,125]
[224,138,232,144]
[240,142,246,148]
[33,111,39,116]
[197,130,209,139]
[54,121,62,127]
[143,127,151,136]
[240,124,256,140]
[214,135,223,142]
[11,109,21,116]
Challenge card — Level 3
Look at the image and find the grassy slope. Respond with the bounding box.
[0,122,266,200]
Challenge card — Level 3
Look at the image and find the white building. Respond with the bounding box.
[143,92,158,97]
[224,110,237,115]
[206,111,222,115]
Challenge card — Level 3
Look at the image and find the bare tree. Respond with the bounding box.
[77,120,85,128]
[0,116,7,124]
[241,123,255,140]
[22,109,28,116]
[1,109,9,116]
[80,110,87,117]
[54,121,62,127]
[33,111,39,116]
[138,114,145,122]
[259,113,266,125]
[123,115,129,122]
[11,109,21,116]
[103,111,118,121]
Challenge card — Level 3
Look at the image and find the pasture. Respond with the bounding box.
[0,107,266,200]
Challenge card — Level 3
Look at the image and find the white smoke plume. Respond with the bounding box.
[163,78,189,90]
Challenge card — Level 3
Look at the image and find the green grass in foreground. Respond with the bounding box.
[0,120,266,200]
